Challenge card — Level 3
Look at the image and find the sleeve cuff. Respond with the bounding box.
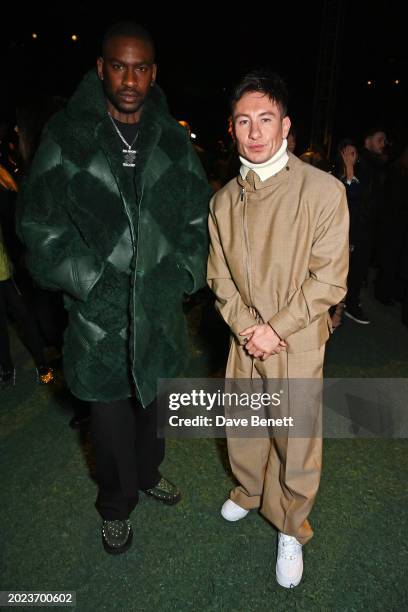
[268,308,299,340]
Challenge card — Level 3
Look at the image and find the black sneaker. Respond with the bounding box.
[142,476,181,505]
[101,519,133,555]
[344,305,371,324]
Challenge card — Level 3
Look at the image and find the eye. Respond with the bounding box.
[261,118,272,123]
[137,66,148,72]
[238,119,249,126]
[112,64,123,70]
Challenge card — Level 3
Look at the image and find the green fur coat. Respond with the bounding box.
[17,69,211,406]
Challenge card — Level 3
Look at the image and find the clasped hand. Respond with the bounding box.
[239,324,287,360]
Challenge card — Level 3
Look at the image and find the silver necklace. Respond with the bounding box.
[108,112,139,167]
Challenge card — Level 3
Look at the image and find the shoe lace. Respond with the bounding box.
[278,534,302,560]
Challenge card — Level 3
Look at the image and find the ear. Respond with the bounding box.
[151,63,158,86]
[96,57,104,80]
[282,115,291,139]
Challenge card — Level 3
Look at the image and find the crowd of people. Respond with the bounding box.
[330,131,408,328]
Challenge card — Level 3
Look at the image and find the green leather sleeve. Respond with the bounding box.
[16,133,105,302]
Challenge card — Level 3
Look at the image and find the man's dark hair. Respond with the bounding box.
[230,69,289,116]
[363,127,386,140]
[101,21,155,59]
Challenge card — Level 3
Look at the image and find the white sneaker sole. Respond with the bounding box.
[276,564,303,588]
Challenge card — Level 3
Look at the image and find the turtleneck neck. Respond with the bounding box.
[239,139,289,182]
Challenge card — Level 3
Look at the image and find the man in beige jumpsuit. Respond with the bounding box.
[207,70,349,588]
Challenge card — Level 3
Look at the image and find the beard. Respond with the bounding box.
[103,82,146,115]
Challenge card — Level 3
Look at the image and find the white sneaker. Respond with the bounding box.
[276,532,303,588]
[221,499,249,521]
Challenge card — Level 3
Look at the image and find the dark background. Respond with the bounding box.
[1,0,406,156]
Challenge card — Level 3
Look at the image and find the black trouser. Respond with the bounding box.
[0,278,45,371]
[346,229,371,309]
[90,397,164,520]
[33,286,65,349]
[16,266,66,349]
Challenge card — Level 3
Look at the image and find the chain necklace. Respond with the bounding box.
[108,112,139,167]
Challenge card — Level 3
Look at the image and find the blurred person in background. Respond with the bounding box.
[358,127,389,290]
[374,144,408,308]
[0,160,53,387]
[376,145,408,323]
[332,139,371,326]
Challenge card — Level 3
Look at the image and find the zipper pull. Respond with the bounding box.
[240,188,245,201]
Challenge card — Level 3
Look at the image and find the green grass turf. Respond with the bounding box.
[1,285,407,611]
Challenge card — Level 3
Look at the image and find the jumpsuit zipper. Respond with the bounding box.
[241,187,254,309]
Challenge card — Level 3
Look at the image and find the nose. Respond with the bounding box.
[249,121,261,140]
[123,68,137,88]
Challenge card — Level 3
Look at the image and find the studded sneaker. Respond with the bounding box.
[101,519,133,555]
[142,477,181,505]
[276,532,303,588]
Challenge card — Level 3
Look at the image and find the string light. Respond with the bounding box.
[32,33,38,39]
[71,34,79,42]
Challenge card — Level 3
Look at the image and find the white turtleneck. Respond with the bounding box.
[239,138,289,182]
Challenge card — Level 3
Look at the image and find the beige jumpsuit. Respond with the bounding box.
[208,154,349,544]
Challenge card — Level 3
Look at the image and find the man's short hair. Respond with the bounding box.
[230,69,289,117]
[101,21,155,59]
[363,127,386,140]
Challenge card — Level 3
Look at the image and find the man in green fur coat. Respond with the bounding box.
[17,22,211,554]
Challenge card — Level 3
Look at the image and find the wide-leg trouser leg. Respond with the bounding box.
[260,348,324,545]
[225,339,324,545]
[90,397,164,520]
[225,340,271,510]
